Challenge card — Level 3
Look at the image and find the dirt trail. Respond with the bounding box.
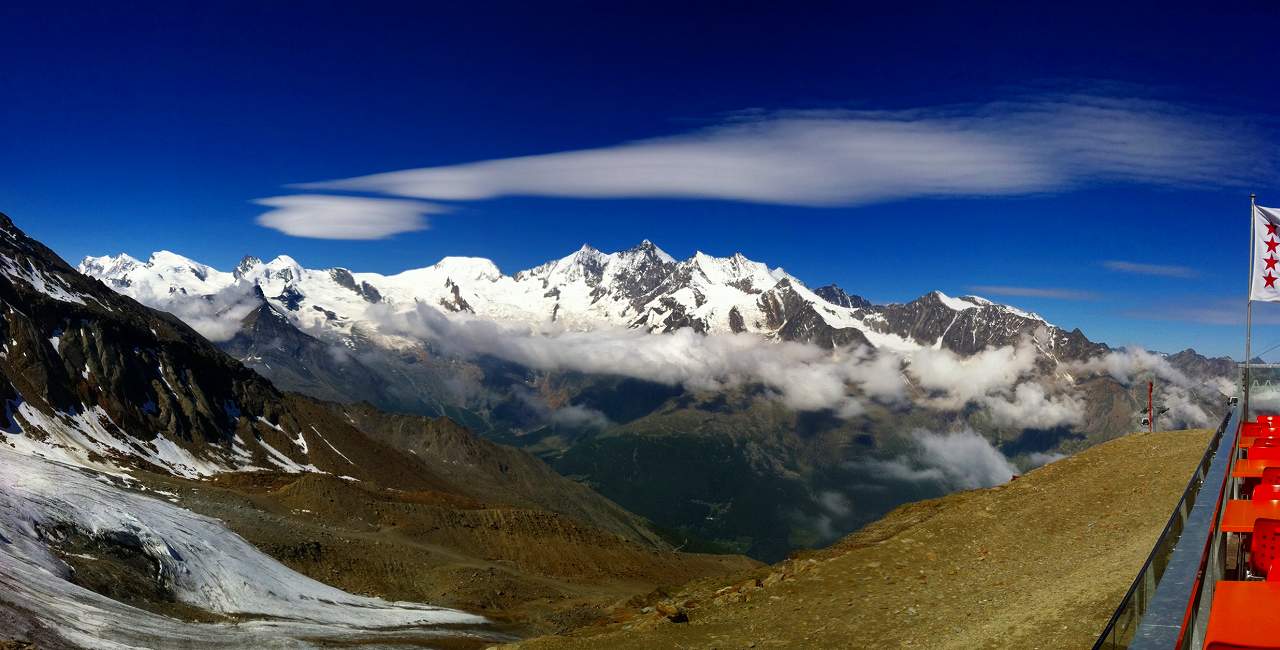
[494,428,1212,649]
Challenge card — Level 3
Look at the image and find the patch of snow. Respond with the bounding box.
[311,426,354,465]
[256,436,319,474]
[934,291,979,311]
[7,402,229,479]
[155,364,177,396]
[256,416,284,432]
[1,258,88,305]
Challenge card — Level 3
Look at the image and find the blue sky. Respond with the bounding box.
[3,2,1280,358]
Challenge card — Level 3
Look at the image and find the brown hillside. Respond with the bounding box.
[496,428,1213,649]
[138,467,758,637]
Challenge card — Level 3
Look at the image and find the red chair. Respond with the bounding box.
[1254,484,1280,502]
[1252,519,1280,579]
[1263,467,1280,486]
[1254,438,1280,449]
[1251,447,1280,461]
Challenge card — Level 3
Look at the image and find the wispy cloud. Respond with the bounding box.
[1122,298,1280,326]
[967,285,1099,300]
[1102,260,1198,278]
[253,195,446,240]
[295,94,1271,207]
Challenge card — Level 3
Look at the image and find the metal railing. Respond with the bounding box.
[1092,407,1234,650]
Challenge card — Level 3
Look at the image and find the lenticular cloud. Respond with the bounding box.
[297,94,1268,207]
[254,195,444,240]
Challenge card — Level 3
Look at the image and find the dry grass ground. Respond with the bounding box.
[135,469,756,638]
[494,428,1212,650]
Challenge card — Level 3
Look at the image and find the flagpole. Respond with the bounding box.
[1247,193,1257,417]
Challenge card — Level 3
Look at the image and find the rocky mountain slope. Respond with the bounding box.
[3,212,652,540]
[0,212,755,648]
[497,427,1216,650]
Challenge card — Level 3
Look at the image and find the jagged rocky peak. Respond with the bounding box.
[563,244,608,279]
[683,250,789,292]
[79,253,142,278]
[620,239,676,264]
[234,255,263,279]
[813,284,871,310]
[516,244,608,285]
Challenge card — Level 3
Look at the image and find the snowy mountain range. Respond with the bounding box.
[80,241,1094,359]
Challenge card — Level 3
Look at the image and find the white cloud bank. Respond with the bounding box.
[254,195,444,240]
[1069,347,1215,428]
[369,303,1084,428]
[851,429,1020,491]
[129,282,261,342]
[298,95,1267,207]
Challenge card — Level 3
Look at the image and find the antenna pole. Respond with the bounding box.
[1149,381,1154,433]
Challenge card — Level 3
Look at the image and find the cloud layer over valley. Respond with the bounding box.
[371,303,1089,428]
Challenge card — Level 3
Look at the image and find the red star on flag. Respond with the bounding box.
[1267,273,1277,288]
[1267,238,1279,253]
[1268,223,1278,236]
[1267,257,1279,270]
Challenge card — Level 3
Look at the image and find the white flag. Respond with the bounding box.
[1252,205,1280,302]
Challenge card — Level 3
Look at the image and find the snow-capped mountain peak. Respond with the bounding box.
[79,253,142,280]
[684,250,789,293]
[234,255,264,279]
[82,250,232,295]
[628,239,676,264]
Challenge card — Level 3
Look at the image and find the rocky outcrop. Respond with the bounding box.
[758,279,871,349]
[813,284,871,309]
